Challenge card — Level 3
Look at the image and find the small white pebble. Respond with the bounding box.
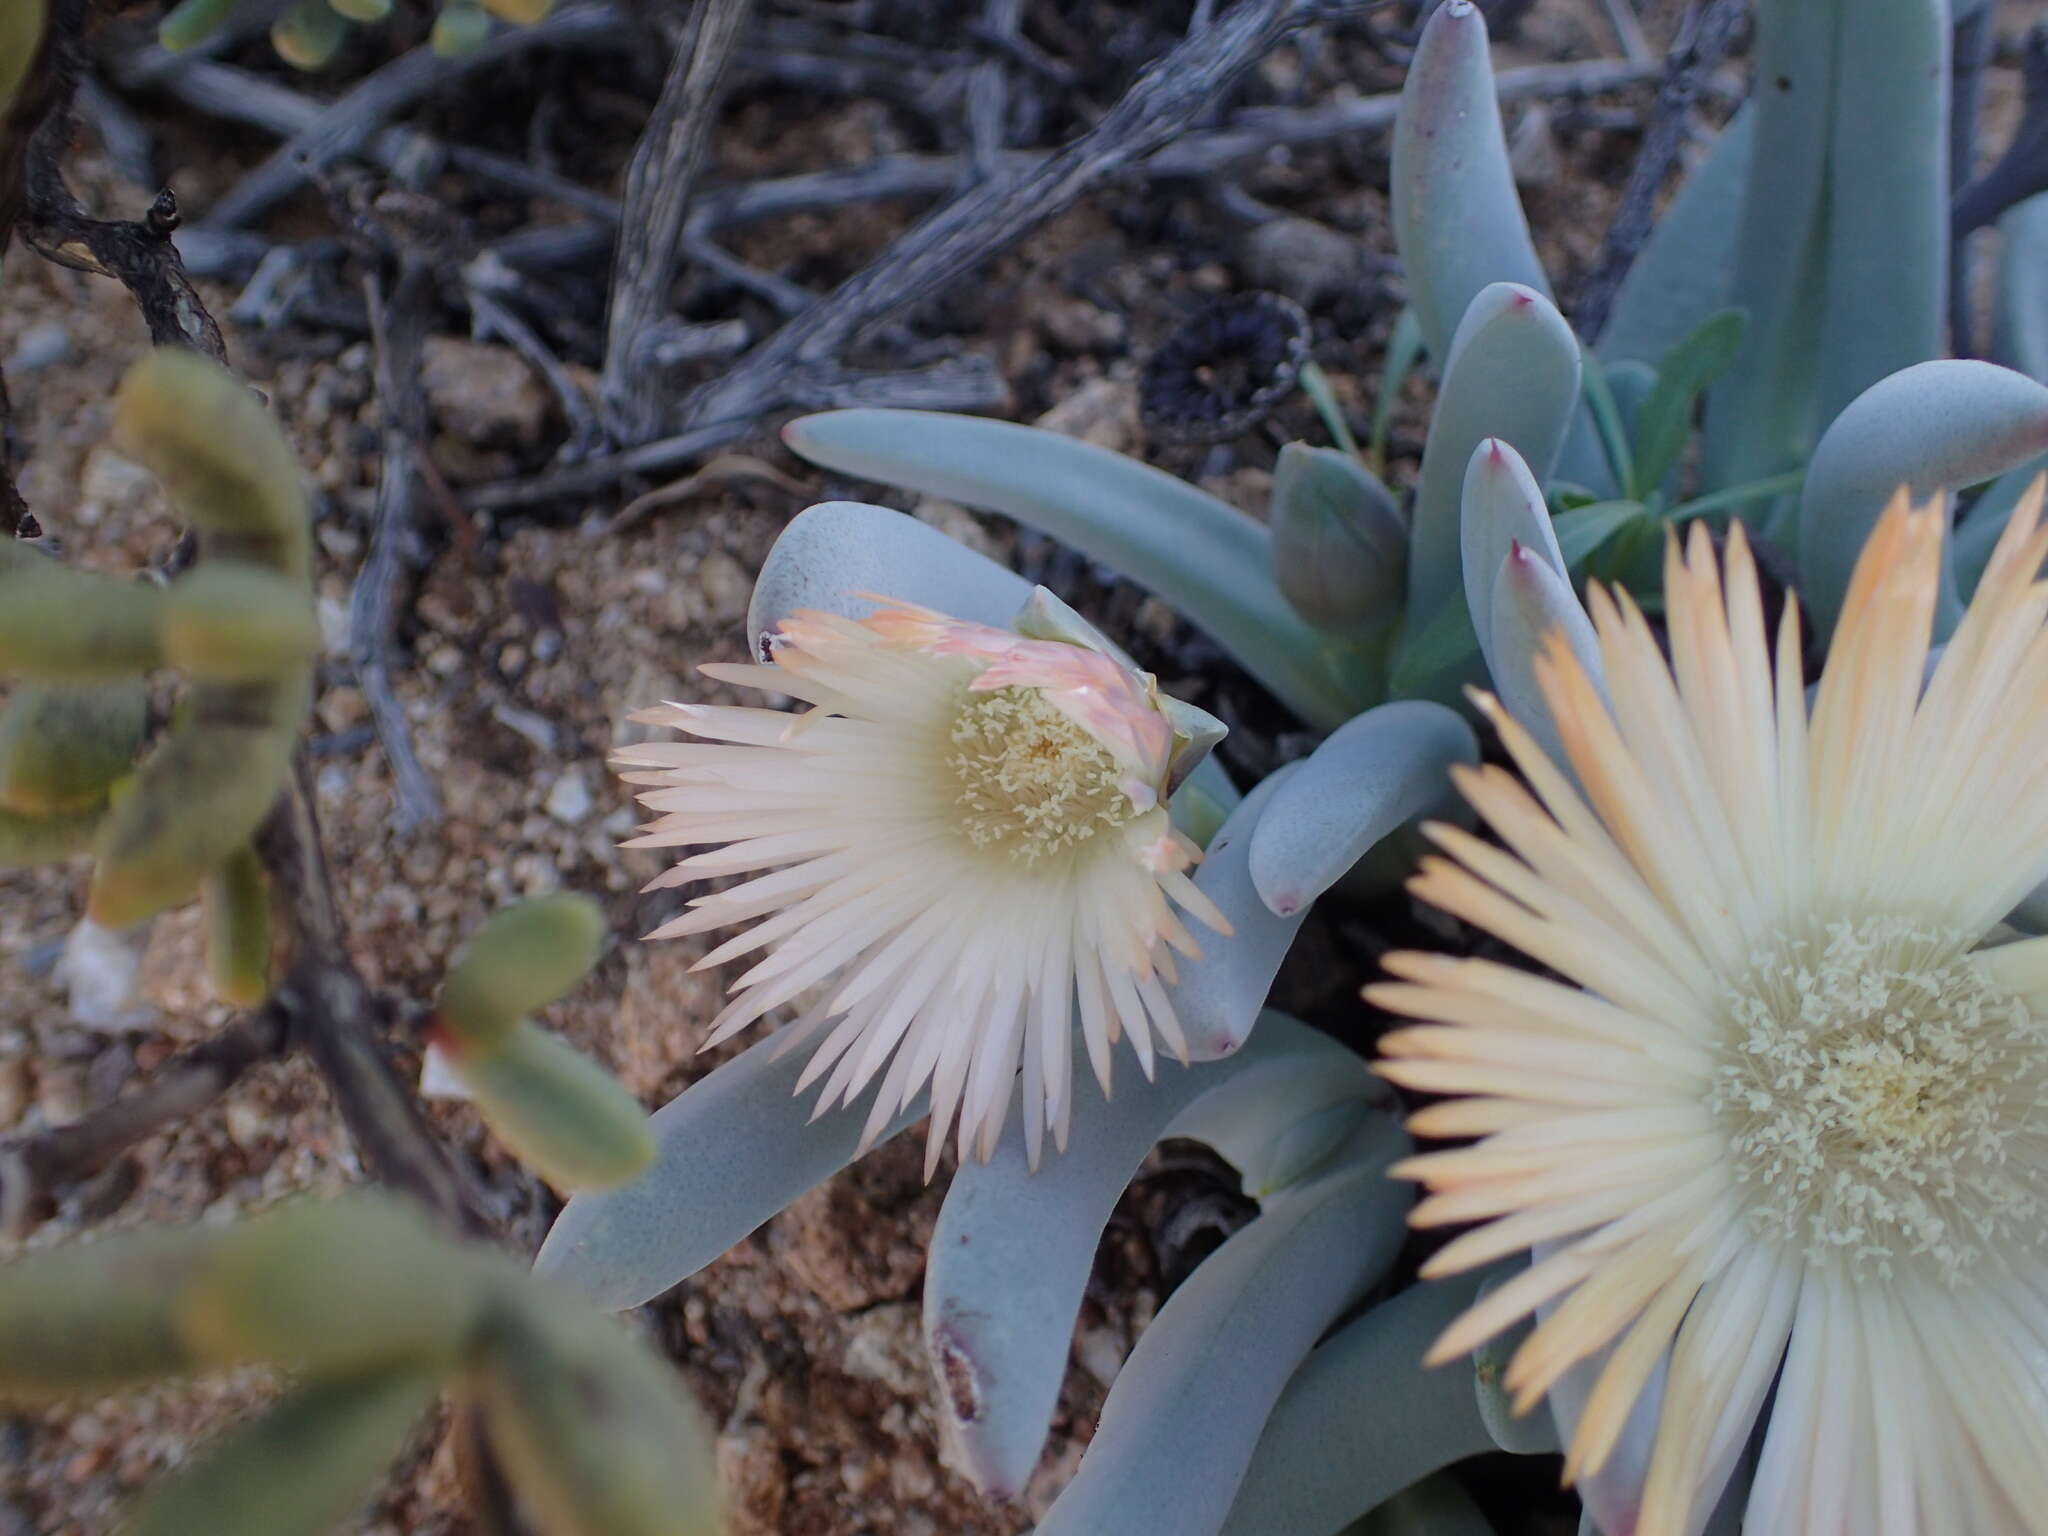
[546,768,593,825]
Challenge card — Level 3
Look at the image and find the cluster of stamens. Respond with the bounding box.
[947,685,1138,865]
[1710,916,2048,1284]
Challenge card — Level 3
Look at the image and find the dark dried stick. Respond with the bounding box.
[680,226,814,315]
[681,0,1331,430]
[601,0,753,440]
[196,3,624,231]
[0,1010,289,1236]
[22,77,227,364]
[1572,0,1748,343]
[466,277,606,460]
[352,260,444,831]
[1949,1,1996,357]
[259,765,483,1235]
[154,52,1650,276]
[462,0,1430,508]
[965,0,1025,180]
[1954,24,2048,240]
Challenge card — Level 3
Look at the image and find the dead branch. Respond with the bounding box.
[21,184,226,359]
[0,1009,288,1238]
[193,3,625,231]
[679,0,1328,433]
[1571,0,1748,343]
[259,764,486,1237]
[353,256,445,831]
[1948,1,1997,357]
[601,0,754,440]
[965,0,1025,181]
[1954,22,2048,240]
[18,16,224,364]
[468,5,1656,511]
[465,274,607,460]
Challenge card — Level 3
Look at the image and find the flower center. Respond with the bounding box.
[946,685,1138,865]
[1710,917,2048,1285]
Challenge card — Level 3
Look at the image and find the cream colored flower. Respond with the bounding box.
[1374,488,2048,1535]
[618,596,1228,1174]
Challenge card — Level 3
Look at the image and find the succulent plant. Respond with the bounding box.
[0,349,317,998]
[155,0,550,63]
[0,339,680,1531]
[428,893,657,1191]
[536,2,2048,1534]
[0,1193,720,1536]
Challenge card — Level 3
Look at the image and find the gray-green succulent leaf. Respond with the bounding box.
[535,1031,922,1310]
[1244,700,1477,920]
[1390,0,1550,367]
[926,1012,1379,1500]
[1032,1112,1411,1536]
[1798,360,2048,643]
[781,410,1359,726]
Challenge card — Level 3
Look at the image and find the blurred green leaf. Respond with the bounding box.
[271,0,350,68]
[438,893,606,1047]
[448,1023,654,1192]
[126,1371,438,1536]
[1551,499,1646,572]
[1633,309,1746,493]
[202,843,272,1008]
[175,1196,484,1374]
[1580,358,1636,499]
[0,679,146,815]
[1368,308,1426,476]
[474,1298,722,1536]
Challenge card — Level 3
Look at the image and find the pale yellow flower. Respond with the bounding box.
[618,598,1227,1174]
[1375,488,2048,1535]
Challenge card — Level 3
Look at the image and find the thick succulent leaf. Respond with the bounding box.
[1798,360,2048,640]
[1702,2,1838,493]
[1812,0,1948,432]
[926,1014,1375,1498]
[125,1372,439,1536]
[781,415,1359,726]
[746,499,1033,650]
[1954,456,2048,599]
[1390,0,1551,366]
[1169,765,1306,1061]
[1487,546,1604,771]
[1218,1273,1496,1536]
[1460,439,1567,658]
[535,1033,921,1309]
[1352,1476,1499,1536]
[1269,444,1407,636]
[1404,285,1582,658]
[1994,192,2048,382]
[1033,1114,1412,1536]
[1598,106,1755,368]
[475,1299,724,1536]
[1245,701,1476,918]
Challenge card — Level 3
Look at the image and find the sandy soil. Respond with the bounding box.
[3,2,2041,1532]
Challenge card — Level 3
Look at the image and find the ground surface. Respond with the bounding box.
[1,2,2042,1532]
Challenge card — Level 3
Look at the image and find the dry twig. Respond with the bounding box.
[1571,0,1747,343]
[353,257,445,831]
[0,1011,288,1237]
[601,0,754,439]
